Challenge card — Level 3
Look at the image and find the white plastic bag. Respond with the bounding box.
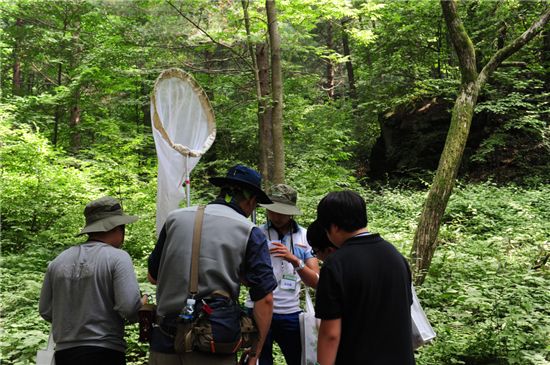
[411,285,436,349]
[299,288,320,365]
[36,331,55,365]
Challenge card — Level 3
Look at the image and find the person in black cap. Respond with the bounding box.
[147,164,277,365]
[39,196,145,365]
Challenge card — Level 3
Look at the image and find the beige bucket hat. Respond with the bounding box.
[259,184,302,216]
[78,196,138,236]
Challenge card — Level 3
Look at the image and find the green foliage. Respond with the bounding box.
[0,110,95,254]
[1,1,549,364]
[420,183,550,364]
[471,66,550,181]
[0,253,56,365]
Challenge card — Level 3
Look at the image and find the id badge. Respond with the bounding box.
[280,274,298,291]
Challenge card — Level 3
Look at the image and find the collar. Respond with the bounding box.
[342,232,380,246]
[210,198,247,217]
[267,219,299,237]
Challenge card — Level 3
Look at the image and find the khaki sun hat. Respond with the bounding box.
[259,184,302,216]
[77,196,138,236]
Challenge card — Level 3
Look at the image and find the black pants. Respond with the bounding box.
[55,346,125,365]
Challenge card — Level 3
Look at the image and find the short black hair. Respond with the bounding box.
[306,220,333,251]
[316,190,367,232]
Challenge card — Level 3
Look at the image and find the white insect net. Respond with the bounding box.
[151,68,216,235]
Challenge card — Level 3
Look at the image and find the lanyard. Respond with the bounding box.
[266,223,295,255]
[267,223,297,277]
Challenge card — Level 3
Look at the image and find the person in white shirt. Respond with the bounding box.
[249,184,320,365]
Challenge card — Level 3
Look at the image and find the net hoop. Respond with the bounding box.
[151,68,216,157]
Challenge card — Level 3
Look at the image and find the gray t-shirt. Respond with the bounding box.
[39,241,142,352]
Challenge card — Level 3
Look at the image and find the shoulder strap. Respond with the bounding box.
[189,205,206,296]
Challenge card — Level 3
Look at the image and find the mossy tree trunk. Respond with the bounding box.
[411,0,550,285]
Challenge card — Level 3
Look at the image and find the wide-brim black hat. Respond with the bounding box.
[209,164,273,204]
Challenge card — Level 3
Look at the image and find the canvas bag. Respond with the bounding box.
[189,291,258,354]
[299,288,320,365]
[411,285,436,349]
[36,331,55,365]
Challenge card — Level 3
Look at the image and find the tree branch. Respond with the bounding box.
[441,0,477,83]
[478,8,550,86]
[165,0,253,72]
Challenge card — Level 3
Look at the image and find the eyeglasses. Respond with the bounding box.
[311,244,338,256]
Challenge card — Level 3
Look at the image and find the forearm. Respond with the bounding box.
[147,272,157,285]
[295,258,320,288]
[252,292,274,358]
[298,266,319,288]
[317,319,341,365]
[39,273,53,322]
[286,255,319,288]
[114,258,142,322]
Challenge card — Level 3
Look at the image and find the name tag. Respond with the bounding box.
[280,274,298,291]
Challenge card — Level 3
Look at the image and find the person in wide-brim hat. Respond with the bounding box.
[209,164,272,204]
[249,183,319,365]
[259,183,302,216]
[78,196,139,236]
[39,196,144,365]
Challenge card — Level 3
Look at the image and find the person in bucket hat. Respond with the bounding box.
[39,196,145,365]
[147,164,277,365]
[247,184,319,365]
[78,196,139,236]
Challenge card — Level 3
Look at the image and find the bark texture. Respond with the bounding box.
[266,0,285,184]
[242,1,274,184]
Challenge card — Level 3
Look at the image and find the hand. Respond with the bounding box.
[269,241,297,265]
[247,354,259,365]
[140,294,149,306]
[238,348,258,365]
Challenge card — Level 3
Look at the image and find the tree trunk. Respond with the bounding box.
[242,0,274,184]
[12,18,23,96]
[341,19,357,103]
[69,90,81,153]
[411,0,550,285]
[52,62,63,147]
[325,20,335,99]
[542,27,550,92]
[266,0,285,184]
[53,17,68,147]
[411,82,479,284]
[257,43,274,183]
